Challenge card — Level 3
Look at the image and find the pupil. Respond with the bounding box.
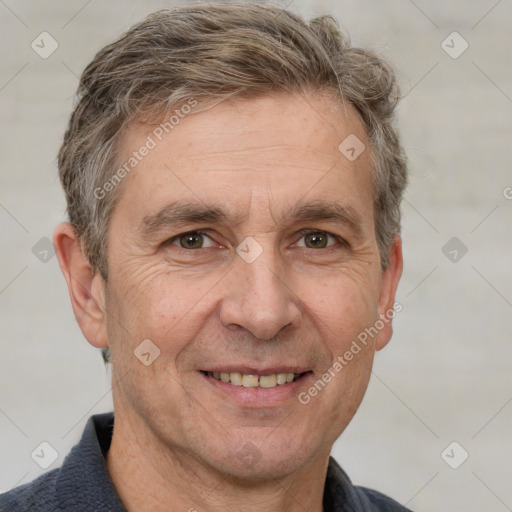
[306,232,326,248]
[182,233,202,249]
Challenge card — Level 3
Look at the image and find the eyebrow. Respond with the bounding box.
[286,200,363,237]
[137,198,364,241]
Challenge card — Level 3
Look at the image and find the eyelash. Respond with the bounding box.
[166,229,348,251]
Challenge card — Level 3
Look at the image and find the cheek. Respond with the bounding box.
[307,269,380,340]
[108,266,219,357]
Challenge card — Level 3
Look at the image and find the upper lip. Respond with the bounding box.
[201,366,311,375]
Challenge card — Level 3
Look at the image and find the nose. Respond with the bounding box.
[219,242,301,341]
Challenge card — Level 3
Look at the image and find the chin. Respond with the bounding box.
[205,442,316,483]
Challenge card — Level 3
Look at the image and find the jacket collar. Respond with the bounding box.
[56,412,125,511]
[56,412,379,512]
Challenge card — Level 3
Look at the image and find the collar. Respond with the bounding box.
[55,412,125,511]
[56,412,401,512]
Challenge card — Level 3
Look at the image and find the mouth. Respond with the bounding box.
[201,370,310,389]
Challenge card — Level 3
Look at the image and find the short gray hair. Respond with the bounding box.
[58,2,407,281]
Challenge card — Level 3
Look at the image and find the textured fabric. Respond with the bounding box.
[323,459,414,512]
[0,413,124,512]
[0,412,413,511]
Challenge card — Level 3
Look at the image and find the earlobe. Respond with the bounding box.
[375,235,403,351]
[53,222,108,349]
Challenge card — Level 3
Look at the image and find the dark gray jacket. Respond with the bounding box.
[0,413,413,511]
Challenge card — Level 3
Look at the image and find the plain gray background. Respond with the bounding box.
[1,1,511,510]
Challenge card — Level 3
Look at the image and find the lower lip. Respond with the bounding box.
[199,372,313,407]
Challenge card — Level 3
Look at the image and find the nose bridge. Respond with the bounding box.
[220,238,300,340]
[242,242,284,303]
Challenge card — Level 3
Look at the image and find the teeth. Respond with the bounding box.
[230,372,243,386]
[242,375,259,388]
[276,373,287,385]
[259,374,277,388]
[207,371,302,388]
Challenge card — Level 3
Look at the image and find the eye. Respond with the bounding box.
[166,229,345,252]
[168,231,215,250]
[295,230,341,249]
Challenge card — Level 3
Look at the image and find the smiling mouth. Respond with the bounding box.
[201,371,310,389]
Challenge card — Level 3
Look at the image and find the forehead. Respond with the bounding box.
[113,93,374,231]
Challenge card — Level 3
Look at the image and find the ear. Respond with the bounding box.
[375,234,403,351]
[53,222,108,349]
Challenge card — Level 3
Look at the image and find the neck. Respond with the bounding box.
[105,410,328,512]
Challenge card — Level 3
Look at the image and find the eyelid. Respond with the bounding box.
[166,228,347,251]
[168,230,217,249]
[294,229,346,249]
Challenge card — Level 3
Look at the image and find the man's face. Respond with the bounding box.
[100,93,401,479]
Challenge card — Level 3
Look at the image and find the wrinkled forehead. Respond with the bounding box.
[111,93,375,233]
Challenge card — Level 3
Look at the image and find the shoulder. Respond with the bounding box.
[325,457,413,512]
[0,470,59,512]
[0,413,123,512]
[352,485,414,511]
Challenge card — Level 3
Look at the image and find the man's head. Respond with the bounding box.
[54,2,406,483]
[57,2,406,281]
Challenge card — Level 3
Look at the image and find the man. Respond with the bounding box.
[0,3,410,511]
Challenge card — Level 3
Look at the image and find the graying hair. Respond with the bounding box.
[58,2,407,283]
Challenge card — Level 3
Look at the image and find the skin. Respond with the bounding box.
[54,92,403,512]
